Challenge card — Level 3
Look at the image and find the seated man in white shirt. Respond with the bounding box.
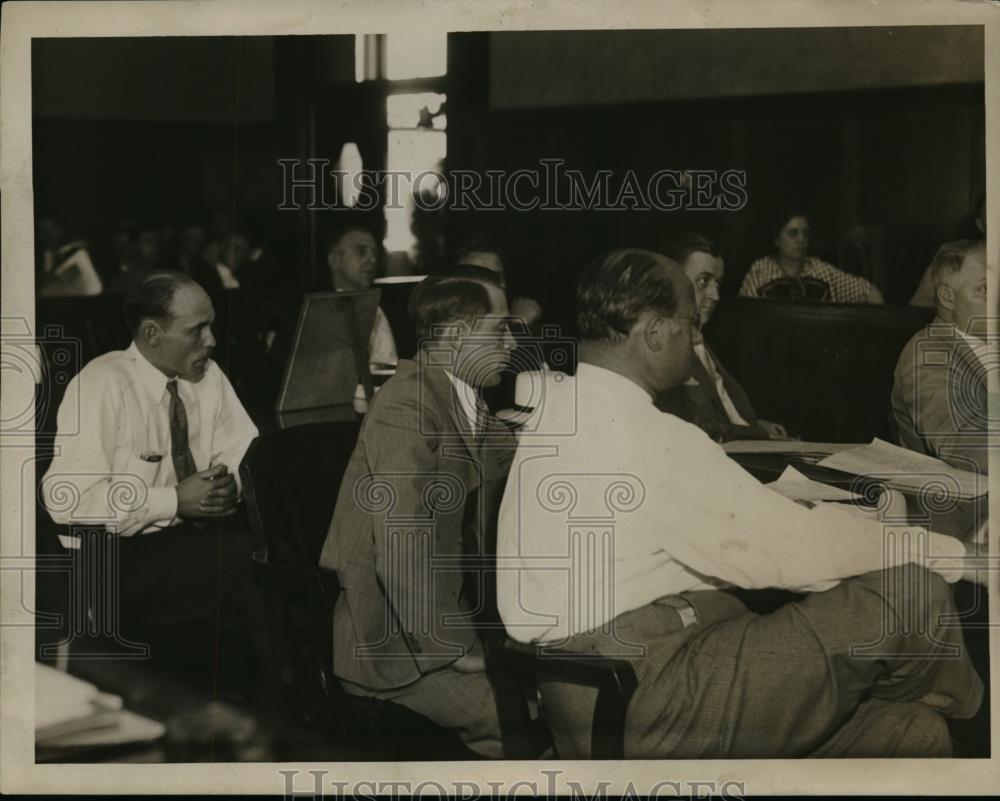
[326,225,398,366]
[41,273,267,672]
[497,248,985,758]
[326,225,399,409]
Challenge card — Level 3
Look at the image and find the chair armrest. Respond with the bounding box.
[496,638,638,692]
[251,548,340,596]
[493,637,638,759]
[250,549,342,725]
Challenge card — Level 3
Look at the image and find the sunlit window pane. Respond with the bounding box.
[384,32,447,80]
[387,92,446,129]
[384,129,446,253]
[336,142,364,208]
[355,34,378,82]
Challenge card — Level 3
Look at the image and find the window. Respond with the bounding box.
[355,33,448,266]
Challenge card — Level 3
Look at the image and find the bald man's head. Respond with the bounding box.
[576,248,697,393]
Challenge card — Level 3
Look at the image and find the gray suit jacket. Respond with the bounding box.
[891,319,988,476]
[319,354,515,690]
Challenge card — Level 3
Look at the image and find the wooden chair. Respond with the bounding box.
[239,420,482,759]
[487,637,638,759]
[241,420,640,759]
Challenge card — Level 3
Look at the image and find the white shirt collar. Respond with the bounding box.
[575,362,654,408]
[955,328,990,372]
[127,341,175,406]
[445,370,479,431]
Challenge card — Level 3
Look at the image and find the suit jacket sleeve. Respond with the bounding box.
[905,347,989,476]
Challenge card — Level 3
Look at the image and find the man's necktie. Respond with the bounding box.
[166,379,198,481]
[474,394,491,442]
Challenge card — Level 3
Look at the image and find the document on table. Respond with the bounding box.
[35,662,166,754]
[817,438,985,500]
[722,439,860,458]
[766,465,863,503]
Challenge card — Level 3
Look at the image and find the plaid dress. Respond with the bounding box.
[739,256,876,303]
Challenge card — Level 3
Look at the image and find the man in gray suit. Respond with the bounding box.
[319,270,516,757]
[498,249,984,758]
[893,239,989,477]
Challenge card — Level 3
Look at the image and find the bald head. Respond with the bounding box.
[576,249,696,397]
[577,249,693,341]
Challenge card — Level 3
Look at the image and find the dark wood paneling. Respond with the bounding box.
[447,83,984,329]
[704,298,935,442]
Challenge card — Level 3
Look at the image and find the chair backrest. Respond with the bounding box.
[837,222,944,305]
[241,420,361,568]
[837,225,885,288]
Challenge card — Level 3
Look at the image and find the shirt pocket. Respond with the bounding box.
[120,454,164,509]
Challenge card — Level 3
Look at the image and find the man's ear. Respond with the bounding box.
[642,314,667,352]
[433,319,468,348]
[141,319,161,347]
[936,283,955,311]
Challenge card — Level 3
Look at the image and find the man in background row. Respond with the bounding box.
[326,224,399,412]
[656,232,787,441]
[893,239,989,477]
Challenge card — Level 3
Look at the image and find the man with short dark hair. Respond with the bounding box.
[319,270,516,757]
[893,239,989,476]
[326,225,397,371]
[498,248,984,758]
[42,273,262,646]
[656,232,787,441]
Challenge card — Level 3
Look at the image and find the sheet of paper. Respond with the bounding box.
[722,439,861,457]
[766,465,863,503]
[817,438,985,499]
[35,662,99,732]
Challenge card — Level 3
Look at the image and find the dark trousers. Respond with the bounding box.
[116,521,253,630]
[540,565,984,758]
[112,519,275,701]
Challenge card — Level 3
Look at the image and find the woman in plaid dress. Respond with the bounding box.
[740,210,884,304]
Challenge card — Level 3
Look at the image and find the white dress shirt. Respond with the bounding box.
[497,362,966,643]
[445,370,479,432]
[340,290,398,412]
[369,305,398,367]
[42,342,258,537]
[694,342,749,426]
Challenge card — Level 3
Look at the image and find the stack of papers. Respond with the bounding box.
[817,439,985,500]
[36,662,165,756]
